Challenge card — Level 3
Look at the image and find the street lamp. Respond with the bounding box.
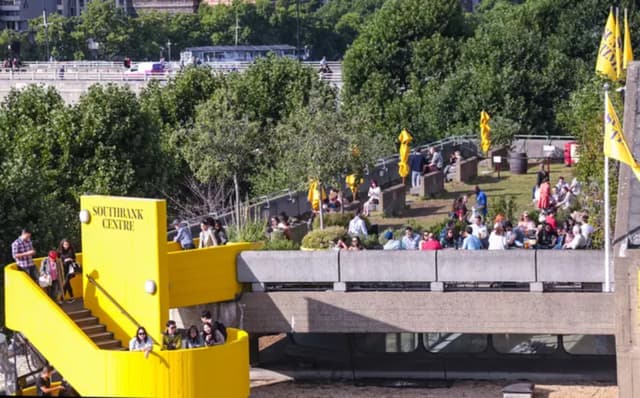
[42,10,49,62]
[296,0,300,60]
[167,40,171,61]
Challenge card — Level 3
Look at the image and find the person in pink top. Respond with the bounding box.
[420,232,442,251]
[40,250,65,305]
[537,177,551,210]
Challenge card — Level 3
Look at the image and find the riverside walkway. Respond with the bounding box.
[0,61,343,103]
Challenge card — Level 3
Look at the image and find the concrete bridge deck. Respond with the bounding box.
[230,250,614,335]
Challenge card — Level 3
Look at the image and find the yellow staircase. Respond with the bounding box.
[5,195,253,397]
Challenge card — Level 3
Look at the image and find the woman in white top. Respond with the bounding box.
[363,180,381,216]
[488,224,508,250]
[130,326,153,358]
[198,218,218,248]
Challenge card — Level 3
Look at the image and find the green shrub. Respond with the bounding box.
[362,233,380,249]
[227,220,267,243]
[301,226,347,249]
[263,239,300,250]
[487,195,517,225]
[426,217,467,237]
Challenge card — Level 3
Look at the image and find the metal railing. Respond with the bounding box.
[86,275,159,346]
[0,62,342,85]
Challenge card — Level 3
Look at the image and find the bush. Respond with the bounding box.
[426,217,467,237]
[361,233,380,249]
[227,220,267,243]
[312,212,371,231]
[301,226,347,249]
[263,239,300,250]
[487,195,517,225]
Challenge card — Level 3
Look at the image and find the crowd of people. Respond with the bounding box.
[129,310,227,358]
[340,169,593,252]
[173,217,228,249]
[11,230,80,305]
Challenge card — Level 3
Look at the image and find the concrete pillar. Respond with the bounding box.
[249,334,260,366]
[615,62,640,398]
[615,257,640,398]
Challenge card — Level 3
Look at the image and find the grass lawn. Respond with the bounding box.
[369,161,575,232]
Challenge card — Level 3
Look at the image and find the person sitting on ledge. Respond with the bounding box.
[362,180,381,216]
[162,320,182,350]
[420,232,442,251]
[461,226,482,250]
[130,326,153,358]
[348,209,368,238]
[402,227,420,250]
[382,230,403,250]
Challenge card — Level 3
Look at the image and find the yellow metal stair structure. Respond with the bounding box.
[64,301,126,351]
[5,196,252,397]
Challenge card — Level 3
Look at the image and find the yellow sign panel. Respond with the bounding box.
[80,195,168,345]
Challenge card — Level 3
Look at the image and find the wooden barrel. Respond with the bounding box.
[509,152,528,174]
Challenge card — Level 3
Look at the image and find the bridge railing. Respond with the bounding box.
[0,63,342,85]
[236,250,610,293]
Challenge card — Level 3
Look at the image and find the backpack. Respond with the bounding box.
[213,320,227,341]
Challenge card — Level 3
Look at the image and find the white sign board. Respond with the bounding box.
[493,156,502,163]
[543,145,555,152]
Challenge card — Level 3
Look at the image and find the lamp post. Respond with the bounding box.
[43,10,49,62]
[296,0,300,61]
[167,40,171,61]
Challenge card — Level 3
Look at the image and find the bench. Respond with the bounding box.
[375,184,406,216]
[454,156,479,183]
[410,170,444,197]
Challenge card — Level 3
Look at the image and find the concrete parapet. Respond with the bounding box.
[237,251,339,282]
[536,250,606,282]
[339,251,436,282]
[437,250,536,282]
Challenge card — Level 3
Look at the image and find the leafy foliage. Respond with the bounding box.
[301,226,346,249]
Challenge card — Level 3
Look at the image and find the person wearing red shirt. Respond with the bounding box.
[420,232,442,251]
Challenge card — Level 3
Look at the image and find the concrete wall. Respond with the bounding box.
[0,79,152,104]
[236,250,608,288]
[614,61,640,398]
[238,291,615,335]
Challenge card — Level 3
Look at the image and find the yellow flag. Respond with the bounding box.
[480,110,491,154]
[615,8,623,78]
[307,179,327,212]
[345,174,363,199]
[604,93,640,181]
[596,9,619,81]
[397,129,413,178]
[624,8,634,69]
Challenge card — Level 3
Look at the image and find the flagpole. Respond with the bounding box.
[603,84,611,293]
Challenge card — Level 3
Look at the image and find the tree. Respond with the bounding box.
[78,0,131,59]
[0,86,76,264]
[70,84,168,197]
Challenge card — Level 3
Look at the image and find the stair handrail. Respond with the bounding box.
[85,275,160,346]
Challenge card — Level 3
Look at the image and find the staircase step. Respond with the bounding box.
[81,324,106,334]
[75,316,99,327]
[87,331,114,342]
[96,339,123,350]
[65,309,91,320]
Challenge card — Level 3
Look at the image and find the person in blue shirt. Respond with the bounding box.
[474,185,488,217]
[461,226,482,250]
[408,150,427,189]
[173,220,195,250]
